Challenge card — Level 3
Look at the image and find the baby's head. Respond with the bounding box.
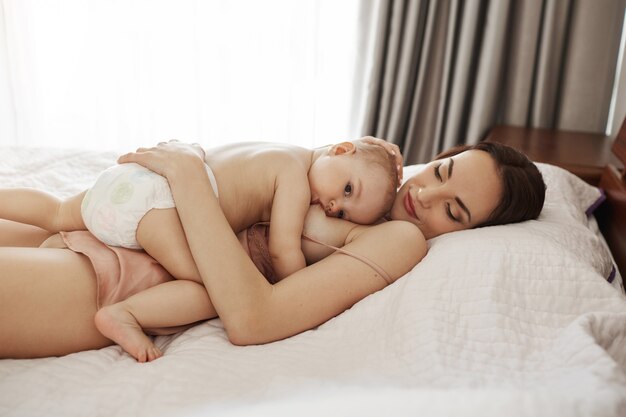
[308,139,399,224]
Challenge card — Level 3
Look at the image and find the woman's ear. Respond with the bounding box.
[329,141,356,156]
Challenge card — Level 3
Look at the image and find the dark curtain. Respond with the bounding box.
[362,0,626,164]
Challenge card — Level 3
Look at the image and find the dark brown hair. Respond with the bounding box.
[435,142,546,227]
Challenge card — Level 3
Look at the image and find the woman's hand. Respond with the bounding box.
[117,140,205,179]
[359,136,403,183]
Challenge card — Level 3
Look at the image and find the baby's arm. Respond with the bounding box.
[268,169,310,280]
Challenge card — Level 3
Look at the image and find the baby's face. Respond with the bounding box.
[308,154,392,224]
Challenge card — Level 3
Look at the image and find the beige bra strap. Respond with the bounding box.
[302,234,393,285]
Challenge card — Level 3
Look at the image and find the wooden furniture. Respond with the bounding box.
[485,125,615,185]
[595,119,626,278]
[486,121,626,277]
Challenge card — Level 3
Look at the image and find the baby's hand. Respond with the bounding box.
[359,136,403,183]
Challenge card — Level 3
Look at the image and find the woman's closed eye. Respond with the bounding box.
[344,183,352,196]
[446,203,460,223]
[434,164,443,181]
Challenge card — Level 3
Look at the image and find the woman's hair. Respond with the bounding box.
[434,142,546,227]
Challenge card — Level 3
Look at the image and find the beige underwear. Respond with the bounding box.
[60,231,173,308]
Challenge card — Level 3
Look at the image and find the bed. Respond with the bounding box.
[1,126,625,417]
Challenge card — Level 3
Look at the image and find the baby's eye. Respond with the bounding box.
[338,210,345,219]
[344,183,352,196]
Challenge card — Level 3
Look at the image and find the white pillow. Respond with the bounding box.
[535,163,620,290]
[402,162,619,289]
[536,163,604,226]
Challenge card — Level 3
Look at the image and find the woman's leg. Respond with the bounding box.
[0,247,111,358]
[0,219,52,247]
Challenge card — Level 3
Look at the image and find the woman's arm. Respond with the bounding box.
[118,143,426,344]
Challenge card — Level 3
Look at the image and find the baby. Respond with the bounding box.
[0,139,399,360]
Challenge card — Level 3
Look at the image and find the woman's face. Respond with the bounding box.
[389,150,503,239]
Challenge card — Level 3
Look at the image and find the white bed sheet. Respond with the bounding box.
[0,147,625,417]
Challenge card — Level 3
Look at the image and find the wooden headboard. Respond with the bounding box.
[595,117,626,277]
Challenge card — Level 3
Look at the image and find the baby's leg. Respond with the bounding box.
[136,208,202,282]
[0,189,86,232]
[94,280,216,362]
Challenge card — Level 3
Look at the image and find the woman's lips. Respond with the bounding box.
[404,192,417,219]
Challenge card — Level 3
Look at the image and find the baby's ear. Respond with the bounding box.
[329,141,356,156]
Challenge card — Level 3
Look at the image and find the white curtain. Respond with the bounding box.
[0,0,370,151]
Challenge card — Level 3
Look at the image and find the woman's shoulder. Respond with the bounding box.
[346,220,427,281]
[350,220,425,249]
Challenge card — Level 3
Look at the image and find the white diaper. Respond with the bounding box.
[81,162,219,249]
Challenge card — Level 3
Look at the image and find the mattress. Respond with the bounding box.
[0,146,625,417]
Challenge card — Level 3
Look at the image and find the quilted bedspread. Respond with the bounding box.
[0,147,625,417]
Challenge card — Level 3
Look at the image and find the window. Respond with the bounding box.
[0,0,366,150]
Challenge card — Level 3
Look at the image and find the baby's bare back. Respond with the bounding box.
[204,142,313,233]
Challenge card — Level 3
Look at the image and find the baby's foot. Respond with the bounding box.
[95,305,163,362]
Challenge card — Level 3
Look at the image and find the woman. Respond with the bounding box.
[0,140,545,359]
